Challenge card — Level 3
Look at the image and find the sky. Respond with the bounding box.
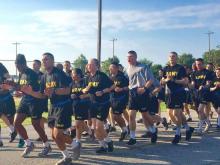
[0,0,220,74]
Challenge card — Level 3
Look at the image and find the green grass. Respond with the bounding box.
[0,98,167,127]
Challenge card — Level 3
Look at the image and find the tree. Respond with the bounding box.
[138,58,153,67]
[178,53,195,68]
[203,49,220,67]
[72,54,88,73]
[151,64,162,79]
[101,56,120,75]
[138,58,162,78]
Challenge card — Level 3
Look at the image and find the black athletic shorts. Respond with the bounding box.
[149,96,159,115]
[17,99,43,120]
[165,90,185,109]
[0,95,16,118]
[72,98,90,121]
[157,87,165,102]
[41,99,48,113]
[211,91,220,109]
[90,101,110,121]
[128,88,150,112]
[110,95,128,115]
[197,88,211,105]
[48,101,72,129]
[183,89,193,104]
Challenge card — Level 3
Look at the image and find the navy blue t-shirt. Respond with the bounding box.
[87,71,113,103]
[40,67,70,105]
[18,67,40,103]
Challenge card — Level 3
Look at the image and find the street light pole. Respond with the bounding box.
[12,42,21,76]
[97,0,102,62]
[110,38,117,58]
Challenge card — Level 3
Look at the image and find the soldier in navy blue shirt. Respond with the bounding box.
[24,53,75,164]
[191,58,213,134]
[0,63,17,146]
[63,60,73,85]
[161,52,194,144]
[2,54,50,157]
[109,62,129,142]
[83,58,114,154]
[32,59,48,141]
[210,67,220,129]
[70,68,92,160]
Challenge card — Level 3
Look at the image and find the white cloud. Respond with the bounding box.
[1,3,219,46]
[28,3,220,36]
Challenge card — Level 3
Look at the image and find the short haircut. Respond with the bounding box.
[118,64,123,68]
[216,67,220,71]
[73,68,83,78]
[43,52,54,61]
[64,60,71,65]
[159,68,164,72]
[33,59,41,66]
[196,58,204,63]
[56,63,63,70]
[91,58,100,68]
[128,50,137,57]
[15,54,26,65]
[110,61,119,67]
[170,51,178,57]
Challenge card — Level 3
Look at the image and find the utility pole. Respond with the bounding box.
[110,38,117,58]
[12,42,21,76]
[205,31,214,62]
[97,0,102,62]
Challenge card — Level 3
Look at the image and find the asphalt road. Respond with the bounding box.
[0,111,220,165]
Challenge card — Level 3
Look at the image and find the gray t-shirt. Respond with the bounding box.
[126,63,157,90]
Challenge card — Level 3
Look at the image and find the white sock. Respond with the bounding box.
[218,115,220,126]
[0,125,1,141]
[63,129,68,135]
[149,126,156,133]
[183,123,190,131]
[198,120,205,130]
[204,119,211,126]
[121,126,128,133]
[175,126,181,135]
[99,140,107,148]
[207,115,210,120]
[61,149,70,158]
[104,136,111,143]
[18,134,23,139]
[104,123,109,130]
[43,141,50,147]
[71,139,80,149]
[130,131,136,139]
[107,120,111,125]
[8,125,15,133]
[146,127,149,132]
[87,128,92,135]
[75,138,81,143]
[24,139,31,146]
[91,125,95,130]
